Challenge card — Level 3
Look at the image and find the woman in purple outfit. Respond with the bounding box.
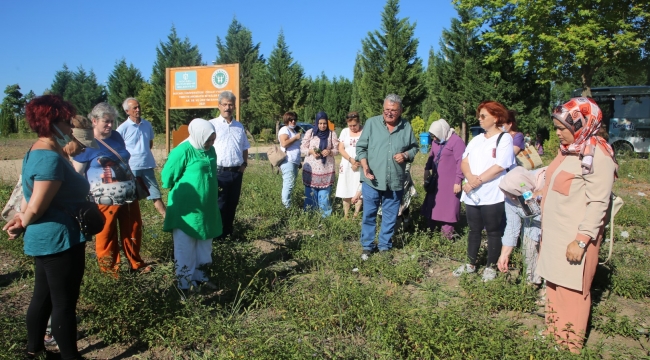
[504,110,525,156]
[421,119,466,239]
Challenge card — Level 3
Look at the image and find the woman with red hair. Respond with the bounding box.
[3,95,90,359]
[537,98,617,351]
[453,100,515,281]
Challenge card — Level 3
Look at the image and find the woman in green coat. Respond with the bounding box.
[162,118,222,291]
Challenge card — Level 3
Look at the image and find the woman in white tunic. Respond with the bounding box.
[335,112,363,218]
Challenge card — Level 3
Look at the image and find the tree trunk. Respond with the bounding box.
[461,101,468,143]
[461,120,467,143]
[581,64,594,97]
[275,120,280,143]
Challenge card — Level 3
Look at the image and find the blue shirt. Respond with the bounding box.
[73,131,137,205]
[116,118,156,170]
[22,150,90,256]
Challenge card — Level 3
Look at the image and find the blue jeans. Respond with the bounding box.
[304,186,332,217]
[280,160,299,208]
[132,168,162,200]
[360,183,403,251]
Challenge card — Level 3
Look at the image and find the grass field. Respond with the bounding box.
[0,148,649,359]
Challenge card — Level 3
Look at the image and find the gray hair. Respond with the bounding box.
[384,94,403,108]
[89,102,119,123]
[122,97,139,111]
[218,91,236,104]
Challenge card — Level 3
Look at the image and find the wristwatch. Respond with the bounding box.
[577,240,587,249]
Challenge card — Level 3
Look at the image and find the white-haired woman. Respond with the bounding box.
[72,102,148,275]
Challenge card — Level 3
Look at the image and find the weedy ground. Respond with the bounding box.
[0,146,648,359]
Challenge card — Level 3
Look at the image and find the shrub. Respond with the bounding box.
[411,116,425,135]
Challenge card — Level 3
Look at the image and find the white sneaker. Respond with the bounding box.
[482,267,497,282]
[453,264,475,277]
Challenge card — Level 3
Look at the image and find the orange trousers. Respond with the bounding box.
[95,202,145,273]
[545,237,601,352]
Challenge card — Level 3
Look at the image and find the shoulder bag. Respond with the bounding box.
[516,144,544,170]
[96,138,150,200]
[1,175,24,221]
[424,143,446,193]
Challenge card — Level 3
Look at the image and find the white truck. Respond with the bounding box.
[573,86,650,156]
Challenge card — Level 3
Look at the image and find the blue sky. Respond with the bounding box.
[0,0,458,97]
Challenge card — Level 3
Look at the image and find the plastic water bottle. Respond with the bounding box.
[520,183,541,216]
[463,180,480,204]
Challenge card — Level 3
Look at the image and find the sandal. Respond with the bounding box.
[44,332,57,346]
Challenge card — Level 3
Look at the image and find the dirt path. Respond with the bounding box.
[0,145,275,184]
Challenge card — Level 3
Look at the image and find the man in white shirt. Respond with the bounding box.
[209,91,250,239]
[116,97,166,217]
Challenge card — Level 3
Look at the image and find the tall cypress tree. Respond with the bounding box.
[49,65,106,117]
[349,54,363,114]
[215,17,265,121]
[323,76,352,127]
[430,7,488,140]
[107,58,145,115]
[430,6,550,140]
[150,26,210,131]
[49,64,73,98]
[249,30,306,134]
[358,0,424,119]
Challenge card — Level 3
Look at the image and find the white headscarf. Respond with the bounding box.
[428,119,455,143]
[187,118,215,150]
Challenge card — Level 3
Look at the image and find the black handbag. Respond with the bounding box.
[66,201,106,236]
[424,143,446,194]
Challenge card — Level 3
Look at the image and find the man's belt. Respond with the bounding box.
[217,165,241,172]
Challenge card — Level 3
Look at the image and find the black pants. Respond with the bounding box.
[27,242,85,359]
[465,202,505,267]
[217,169,243,239]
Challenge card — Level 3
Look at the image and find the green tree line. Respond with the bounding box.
[1,0,648,140]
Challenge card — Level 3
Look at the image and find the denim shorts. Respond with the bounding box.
[132,168,162,200]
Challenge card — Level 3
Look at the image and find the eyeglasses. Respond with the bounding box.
[478,114,487,120]
[289,118,297,122]
[383,109,399,114]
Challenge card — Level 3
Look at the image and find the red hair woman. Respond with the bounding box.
[3,95,91,359]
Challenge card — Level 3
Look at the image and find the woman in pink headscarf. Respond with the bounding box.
[536,97,617,352]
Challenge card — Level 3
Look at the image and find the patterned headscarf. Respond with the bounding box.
[551,97,617,176]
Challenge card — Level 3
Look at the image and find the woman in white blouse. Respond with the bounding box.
[454,100,515,282]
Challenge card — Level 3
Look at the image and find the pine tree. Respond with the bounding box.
[49,65,106,116]
[429,7,488,140]
[426,7,550,140]
[50,64,73,97]
[0,84,26,134]
[150,26,210,130]
[298,74,329,124]
[66,67,107,117]
[136,82,156,126]
[349,54,363,114]
[249,30,306,135]
[358,0,425,118]
[421,48,439,121]
[215,17,265,121]
[323,76,352,127]
[107,58,145,115]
